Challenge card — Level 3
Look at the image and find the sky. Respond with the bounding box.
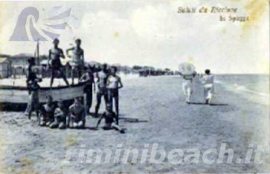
[0,0,269,74]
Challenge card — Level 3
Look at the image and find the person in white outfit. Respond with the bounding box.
[201,69,214,104]
[180,72,196,104]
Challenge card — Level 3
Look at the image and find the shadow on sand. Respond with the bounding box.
[119,117,148,123]
[189,102,228,106]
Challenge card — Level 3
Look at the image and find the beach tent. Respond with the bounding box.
[0,58,12,78]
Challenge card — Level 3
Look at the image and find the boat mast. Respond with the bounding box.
[35,39,40,66]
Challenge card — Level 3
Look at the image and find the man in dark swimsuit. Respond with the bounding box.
[48,38,69,88]
[50,101,68,129]
[25,58,42,121]
[66,39,85,85]
[96,104,125,133]
[94,64,109,117]
[106,66,123,125]
[26,57,35,94]
[79,65,95,115]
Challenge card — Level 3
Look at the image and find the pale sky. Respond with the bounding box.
[0,0,269,74]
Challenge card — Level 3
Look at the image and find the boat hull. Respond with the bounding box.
[0,83,86,111]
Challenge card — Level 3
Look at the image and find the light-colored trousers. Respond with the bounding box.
[182,80,193,102]
[204,84,214,101]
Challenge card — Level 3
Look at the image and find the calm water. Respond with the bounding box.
[215,74,269,95]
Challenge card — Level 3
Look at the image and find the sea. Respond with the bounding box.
[215,74,269,105]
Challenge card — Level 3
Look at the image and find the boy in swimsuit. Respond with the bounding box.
[66,39,85,85]
[107,66,123,124]
[40,95,56,127]
[96,104,125,133]
[25,61,42,121]
[50,101,68,129]
[94,64,109,117]
[48,38,69,88]
[26,80,41,122]
[79,65,95,115]
[26,57,35,93]
[68,98,86,129]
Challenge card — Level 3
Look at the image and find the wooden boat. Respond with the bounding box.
[0,41,87,111]
[0,79,85,111]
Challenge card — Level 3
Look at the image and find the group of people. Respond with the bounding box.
[24,37,214,133]
[181,69,214,104]
[25,38,125,133]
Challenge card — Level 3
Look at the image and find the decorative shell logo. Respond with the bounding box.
[10,6,71,41]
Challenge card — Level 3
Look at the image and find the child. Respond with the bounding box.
[201,69,214,104]
[26,80,40,122]
[68,98,86,129]
[50,101,68,129]
[96,104,125,134]
[40,95,56,127]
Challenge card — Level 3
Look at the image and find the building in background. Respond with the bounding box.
[0,57,12,78]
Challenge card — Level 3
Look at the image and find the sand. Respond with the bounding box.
[0,76,269,173]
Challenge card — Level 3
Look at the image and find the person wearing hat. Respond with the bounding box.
[48,38,69,88]
[66,38,85,85]
[96,103,125,134]
[79,65,96,115]
[50,101,68,129]
[201,69,214,104]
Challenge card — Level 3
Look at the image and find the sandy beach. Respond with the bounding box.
[0,75,269,173]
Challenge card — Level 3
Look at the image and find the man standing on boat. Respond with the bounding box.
[48,38,70,88]
[66,39,85,85]
[94,63,109,117]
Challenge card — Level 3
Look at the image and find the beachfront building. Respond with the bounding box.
[9,54,47,77]
[10,54,32,77]
[0,57,12,78]
[10,54,48,67]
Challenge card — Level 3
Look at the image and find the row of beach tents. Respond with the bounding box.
[0,53,178,78]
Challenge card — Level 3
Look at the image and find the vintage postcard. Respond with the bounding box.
[0,0,269,173]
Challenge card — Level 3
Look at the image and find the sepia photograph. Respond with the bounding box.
[0,0,269,173]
